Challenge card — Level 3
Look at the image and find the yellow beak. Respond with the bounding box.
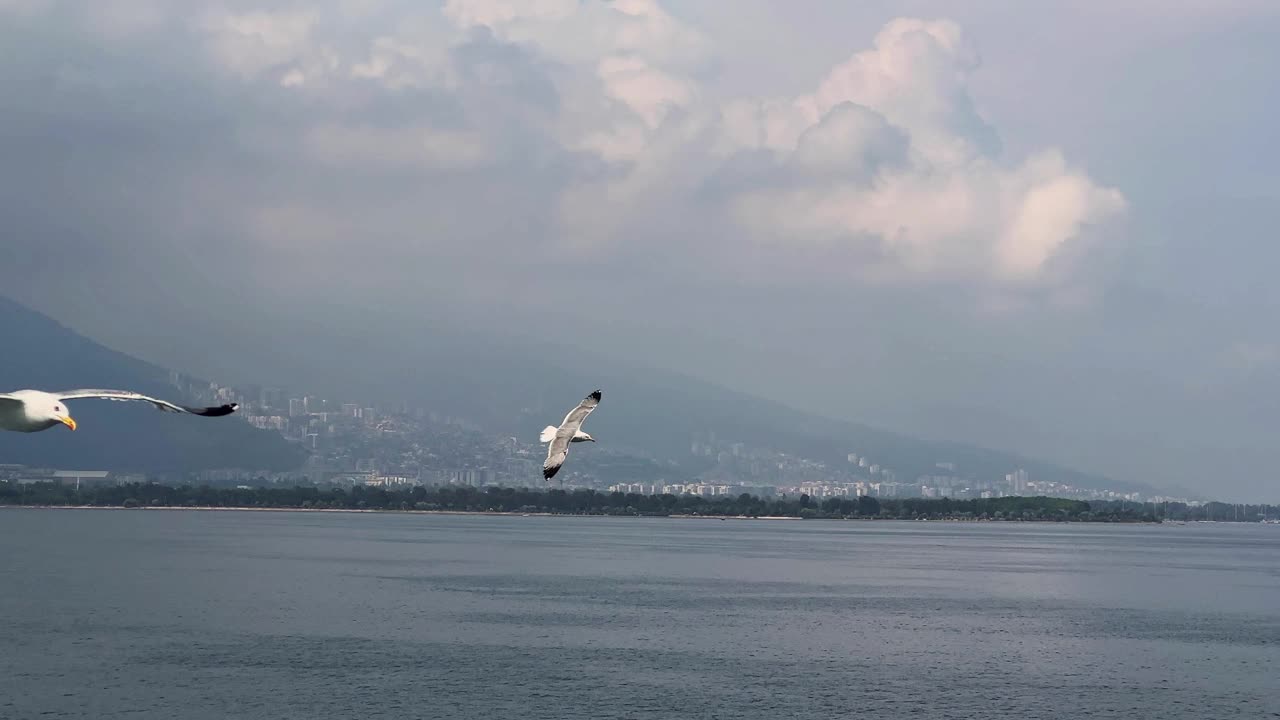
[60,415,77,431]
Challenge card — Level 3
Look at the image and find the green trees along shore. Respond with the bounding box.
[0,482,1205,522]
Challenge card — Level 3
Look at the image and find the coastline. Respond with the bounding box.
[0,504,557,517]
[0,504,1159,523]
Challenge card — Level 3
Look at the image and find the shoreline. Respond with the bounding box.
[0,504,1160,523]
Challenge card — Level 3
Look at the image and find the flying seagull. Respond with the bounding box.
[0,388,238,433]
[539,389,601,480]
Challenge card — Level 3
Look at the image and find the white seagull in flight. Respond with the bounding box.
[0,388,238,433]
[540,389,601,480]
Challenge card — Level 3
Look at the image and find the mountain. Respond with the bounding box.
[0,296,305,472]
[231,315,1151,493]
[427,342,1150,492]
[4,294,1149,493]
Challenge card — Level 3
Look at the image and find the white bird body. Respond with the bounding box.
[0,388,238,433]
[539,426,593,443]
[540,390,601,480]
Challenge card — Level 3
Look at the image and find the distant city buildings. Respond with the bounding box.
[139,372,1205,505]
[1007,469,1030,495]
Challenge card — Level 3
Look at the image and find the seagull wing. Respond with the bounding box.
[555,389,601,438]
[543,390,602,480]
[53,389,239,417]
[543,438,569,480]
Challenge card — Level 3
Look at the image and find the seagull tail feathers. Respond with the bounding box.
[539,425,558,443]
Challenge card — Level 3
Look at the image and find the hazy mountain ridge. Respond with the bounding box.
[0,296,305,472]
[478,350,1151,493]
[244,317,1150,493]
[3,295,1150,493]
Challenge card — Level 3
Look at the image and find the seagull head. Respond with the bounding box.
[31,393,76,431]
[581,433,596,442]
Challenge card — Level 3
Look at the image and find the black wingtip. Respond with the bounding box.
[192,403,239,417]
[589,390,602,401]
[543,465,559,480]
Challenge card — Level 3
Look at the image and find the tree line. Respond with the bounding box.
[0,481,1172,521]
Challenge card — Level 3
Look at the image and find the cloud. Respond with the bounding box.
[789,103,910,179]
[443,0,711,71]
[715,19,1125,287]
[200,8,326,83]
[0,1,1125,302]
[425,8,1127,288]
[304,123,496,171]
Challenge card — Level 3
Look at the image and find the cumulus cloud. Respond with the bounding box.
[0,0,1125,301]
[716,19,1125,286]
[429,7,1126,287]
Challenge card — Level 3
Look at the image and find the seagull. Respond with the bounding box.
[539,389,601,480]
[0,388,238,433]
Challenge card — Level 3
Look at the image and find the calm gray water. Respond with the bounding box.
[0,510,1277,719]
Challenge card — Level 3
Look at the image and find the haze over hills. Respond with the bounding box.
[0,296,304,473]
[2,294,1157,494]
[412,343,1155,494]
[185,306,1154,495]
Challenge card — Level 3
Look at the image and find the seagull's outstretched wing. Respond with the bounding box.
[53,389,239,417]
[556,390,601,438]
[543,390,602,480]
[543,440,569,480]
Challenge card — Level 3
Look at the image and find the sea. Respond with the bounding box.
[0,509,1277,719]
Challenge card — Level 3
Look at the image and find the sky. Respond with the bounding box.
[2,0,1278,501]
